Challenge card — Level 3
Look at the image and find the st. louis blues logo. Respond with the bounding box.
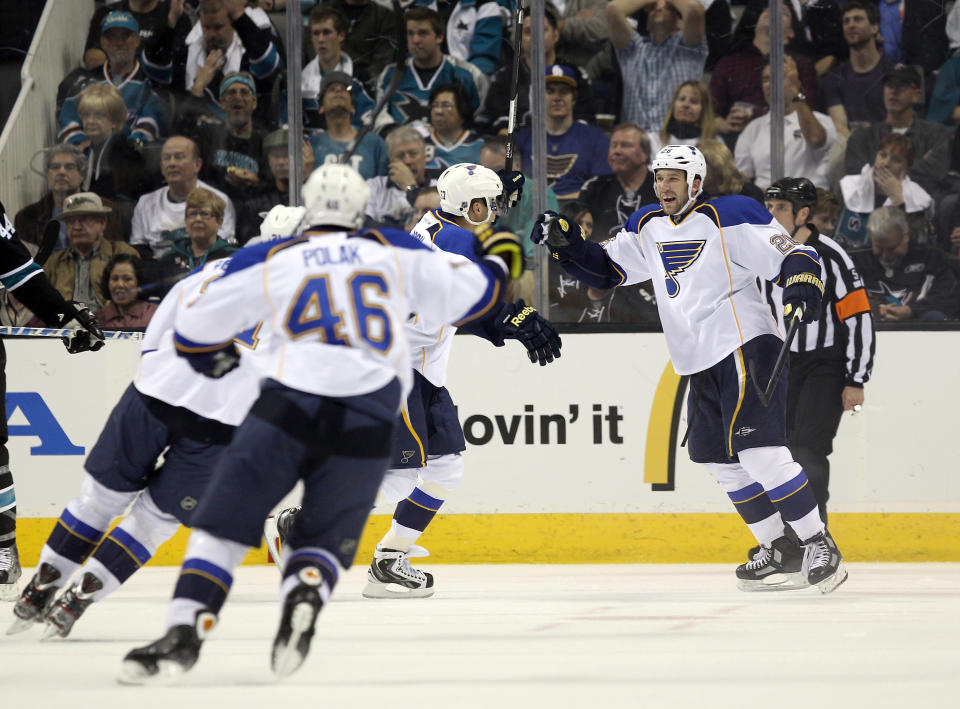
[657,240,706,297]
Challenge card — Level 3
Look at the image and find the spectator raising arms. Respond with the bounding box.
[95,253,158,330]
[607,0,708,133]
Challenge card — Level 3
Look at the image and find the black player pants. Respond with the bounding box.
[785,350,846,523]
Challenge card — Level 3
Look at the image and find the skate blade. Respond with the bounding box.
[737,573,810,592]
[816,561,849,595]
[362,581,435,599]
[271,602,318,678]
[40,619,67,640]
[117,659,187,686]
[0,582,20,602]
[6,615,39,636]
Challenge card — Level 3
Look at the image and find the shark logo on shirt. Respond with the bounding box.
[657,240,706,297]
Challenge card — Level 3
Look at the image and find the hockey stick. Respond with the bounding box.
[748,307,802,407]
[0,326,143,340]
[503,0,526,176]
[34,219,60,266]
[340,0,406,165]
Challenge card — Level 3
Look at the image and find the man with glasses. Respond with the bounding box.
[43,193,139,309]
[131,136,236,258]
[15,144,126,250]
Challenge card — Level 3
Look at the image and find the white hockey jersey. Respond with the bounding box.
[130,180,237,257]
[602,195,820,374]
[134,259,264,425]
[406,209,480,387]
[173,228,502,399]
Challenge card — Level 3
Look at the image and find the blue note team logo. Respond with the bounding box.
[656,240,706,298]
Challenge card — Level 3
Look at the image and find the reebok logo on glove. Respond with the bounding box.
[511,305,535,327]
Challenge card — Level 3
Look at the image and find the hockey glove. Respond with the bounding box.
[474,222,525,280]
[182,341,242,379]
[782,272,824,323]
[496,299,562,366]
[61,302,106,354]
[530,211,586,262]
[497,170,525,210]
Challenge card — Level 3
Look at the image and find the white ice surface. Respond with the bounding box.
[2,564,958,708]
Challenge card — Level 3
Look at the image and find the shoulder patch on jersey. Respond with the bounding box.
[626,203,665,233]
[708,194,773,228]
[354,227,430,251]
[694,202,722,228]
[657,240,706,297]
[222,236,304,277]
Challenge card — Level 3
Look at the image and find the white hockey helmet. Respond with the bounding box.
[302,163,370,230]
[651,144,707,214]
[253,205,307,244]
[437,163,503,226]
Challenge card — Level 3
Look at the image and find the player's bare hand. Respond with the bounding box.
[878,303,912,320]
[225,166,260,188]
[388,161,416,191]
[194,50,225,91]
[873,166,903,204]
[224,0,248,21]
[841,386,864,412]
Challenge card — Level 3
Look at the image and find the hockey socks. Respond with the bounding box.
[167,530,248,630]
[387,487,444,550]
[281,547,338,606]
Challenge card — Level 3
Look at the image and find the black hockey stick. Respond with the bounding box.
[749,306,803,407]
[503,0,526,176]
[34,219,60,266]
[340,0,406,165]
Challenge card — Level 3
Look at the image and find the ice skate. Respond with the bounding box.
[0,545,21,602]
[736,536,809,591]
[271,566,323,678]
[118,612,212,684]
[43,571,103,639]
[264,506,300,570]
[801,529,848,594]
[362,544,435,599]
[7,562,61,634]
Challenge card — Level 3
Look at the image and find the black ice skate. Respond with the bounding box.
[801,529,848,594]
[271,566,323,678]
[43,571,103,639]
[7,562,61,635]
[0,544,21,602]
[118,612,213,684]
[362,544,435,599]
[264,506,300,570]
[736,536,810,591]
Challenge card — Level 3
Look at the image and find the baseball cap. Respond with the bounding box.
[56,192,113,220]
[320,71,354,98]
[264,128,289,152]
[545,64,577,88]
[882,65,922,88]
[101,10,139,35]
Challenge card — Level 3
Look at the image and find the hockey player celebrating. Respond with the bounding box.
[0,199,105,600]
[119,164,555,682]
[532,145,848,594]
[7,206,308,638]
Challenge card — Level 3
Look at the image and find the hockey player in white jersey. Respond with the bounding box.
[532,145,848,594]
[7,208,307,639]
[361,162,555,598]
[119,164,546,683]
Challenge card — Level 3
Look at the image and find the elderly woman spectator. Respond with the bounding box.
[697,139,764,203]
[415,82,485,171]
[75,84,146,209]
[649,80,717,156]
[837,133,933,248]
[95,253,158,329]
[157,188,237,291]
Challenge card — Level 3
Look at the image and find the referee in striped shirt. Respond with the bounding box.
[763,178,876,525]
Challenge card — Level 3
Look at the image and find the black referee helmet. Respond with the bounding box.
[765,177,818,214]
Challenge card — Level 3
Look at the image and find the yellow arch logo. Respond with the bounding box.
[644,362,687,490]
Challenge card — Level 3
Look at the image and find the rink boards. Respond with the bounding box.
[6,332,959,563]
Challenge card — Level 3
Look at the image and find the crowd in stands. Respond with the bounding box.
[7,0,960,329]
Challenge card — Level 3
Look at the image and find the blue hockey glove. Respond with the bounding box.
[497,170,525,210]
[495,299,562,366]
[180,341,242,379]
[782,272,824,323]
[530,211,586,262]
[474,222,525,279]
